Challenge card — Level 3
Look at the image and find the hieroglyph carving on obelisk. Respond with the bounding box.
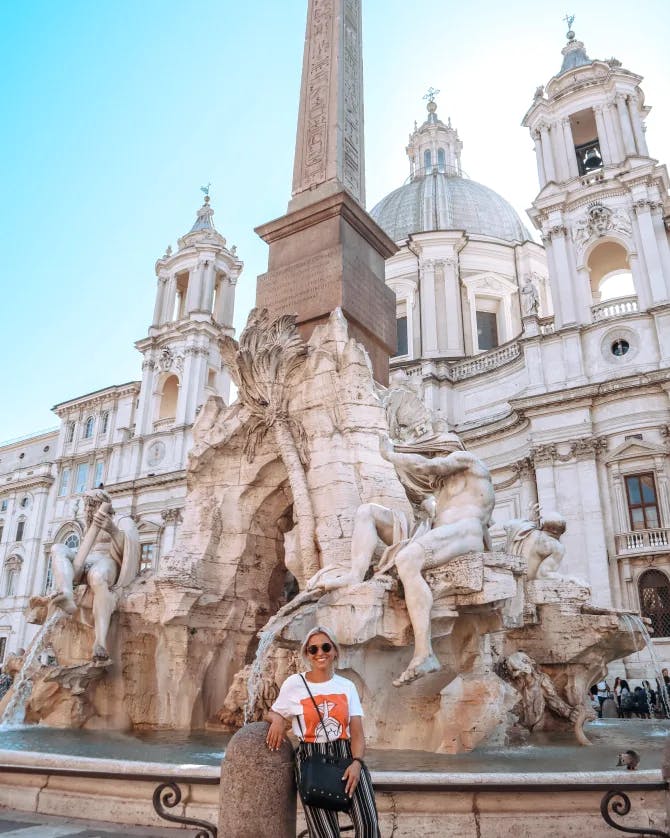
[290,0,365,210]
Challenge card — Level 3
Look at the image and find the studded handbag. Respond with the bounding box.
[295,674,352,812]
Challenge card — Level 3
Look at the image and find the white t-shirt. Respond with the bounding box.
[271,672,364,743]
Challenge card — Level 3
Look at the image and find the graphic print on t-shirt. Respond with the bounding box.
[301,693,349,741]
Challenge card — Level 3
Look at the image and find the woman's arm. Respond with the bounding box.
[342,715,365,796]
[266,710,289,751]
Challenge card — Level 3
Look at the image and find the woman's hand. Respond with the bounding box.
[342,760,362,797]
[266,714,286,751]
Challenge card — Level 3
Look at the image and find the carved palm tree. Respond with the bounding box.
[221,308,320,579]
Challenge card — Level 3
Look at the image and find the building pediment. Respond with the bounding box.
[462,272,517,294]
[603,438,667,464]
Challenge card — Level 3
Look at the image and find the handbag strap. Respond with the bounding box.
[300,673,333,746]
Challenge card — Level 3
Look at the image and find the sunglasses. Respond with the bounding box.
[306,643,333,656]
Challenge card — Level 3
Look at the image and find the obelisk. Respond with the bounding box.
[255,0,397,384]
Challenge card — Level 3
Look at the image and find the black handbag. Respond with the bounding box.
[295,674,352,812]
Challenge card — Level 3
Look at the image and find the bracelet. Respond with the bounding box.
[352,757,366,769]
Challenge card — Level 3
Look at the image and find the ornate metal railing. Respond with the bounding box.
[600,790,670,836]
[592,295,639,323]
[153,781,218,837]
[615,528,670,556]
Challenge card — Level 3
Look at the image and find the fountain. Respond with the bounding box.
[0,1,668,835]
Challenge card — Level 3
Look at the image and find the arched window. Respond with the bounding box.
[158,375,179,421]
[15,520,25,542]
[83,416,95,439]
[588,241,632,302]
[437,148,446,173]
[639,570,670,638]
[66,422,75,443]
[423,149,432,172]
[64,532,80,550]
[4,567,18,597]
[100,412,109,434]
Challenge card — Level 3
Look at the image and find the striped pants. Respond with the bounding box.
[296,739,380,838]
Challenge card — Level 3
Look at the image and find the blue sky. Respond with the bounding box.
[1,0,668,442]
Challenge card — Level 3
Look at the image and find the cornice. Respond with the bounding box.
[52,382,140,415]
[106,469,187,495]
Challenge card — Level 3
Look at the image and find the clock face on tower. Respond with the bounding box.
[147,441,166,467]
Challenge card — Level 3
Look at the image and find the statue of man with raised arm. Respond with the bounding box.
[50,489,140,661]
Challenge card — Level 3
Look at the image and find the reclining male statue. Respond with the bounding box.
[309,431,495,686]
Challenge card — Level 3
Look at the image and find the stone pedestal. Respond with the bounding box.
[219,722,296,838]
[255,190,398,384]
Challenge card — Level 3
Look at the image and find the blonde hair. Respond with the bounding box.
[300,625,341,664]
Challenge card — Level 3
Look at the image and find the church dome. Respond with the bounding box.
[370,172,532,244]
[370,94,532,244]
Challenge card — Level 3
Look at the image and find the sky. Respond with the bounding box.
[0,0,668,443]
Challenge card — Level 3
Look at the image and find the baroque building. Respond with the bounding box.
[0,197,241,658]
[371,30,670,676]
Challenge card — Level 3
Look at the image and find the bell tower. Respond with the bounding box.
[522,23,670,332]
[131,193,242,474]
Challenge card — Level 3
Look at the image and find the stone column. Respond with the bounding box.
[549,226,579,325]
[634,201,666,303]
[136,360,156,435]
[553,120,571,182]
[442,256,464,355]
[627,96,649,156]
[152,276,167,327]
[574,442,611,608]
[561,118,579,178]
[420,259,439,356]
[593,106,611,164]
[219,722,296,838]
[532,131,546,186]
[161,273,177,324]
[200,260,216,313]
[603,103,624,163]
[616,94,637,157]
[186,261,204,314]
[540,123,556,183]
[531,447,558,514]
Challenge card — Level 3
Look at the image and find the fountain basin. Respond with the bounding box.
[0,722,668,836]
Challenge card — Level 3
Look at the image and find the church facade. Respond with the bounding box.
[371,30,670,677]
[2,28,670,679]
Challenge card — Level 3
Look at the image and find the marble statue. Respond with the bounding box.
[50,489,140,660]
[504,508,567,580]
[382,433,494,685]
[520,275,540,317]
[503,651,591,745]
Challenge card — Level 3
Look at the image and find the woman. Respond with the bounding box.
[266,626,379,838]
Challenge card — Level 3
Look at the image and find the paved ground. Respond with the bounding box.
[0,809,182,837]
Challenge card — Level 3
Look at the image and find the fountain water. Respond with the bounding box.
[0,609,64,727]
[621,613,670,716]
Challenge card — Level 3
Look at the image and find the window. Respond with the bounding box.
[0,523,3,542]
[140,543,156,573]
[100,412,109,434]
[437,148,446,173]
[476,311,499,351]
[66,422,75,443]
[158,375,179,420]
[15,520,24,542]
[0,637,6,663]
[94,461,104,488]
[83,417,95,439]
[0,500,6,512]
[395,316,408,357]
[639,570,670,638]
[5,567,18,597]
[20,496,29,509]
[75,463,89,494]
[43,557,54,595]
[58,467,71,497]
[423,149,432,171]
[625,473,660,531]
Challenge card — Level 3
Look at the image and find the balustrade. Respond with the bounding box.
[591,295,638,322]
[615,527,670,555]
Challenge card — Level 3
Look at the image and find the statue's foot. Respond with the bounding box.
[51,592,77,615]
[306,567,359,592]
[92,644,110,662]
[393,653,442,687]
